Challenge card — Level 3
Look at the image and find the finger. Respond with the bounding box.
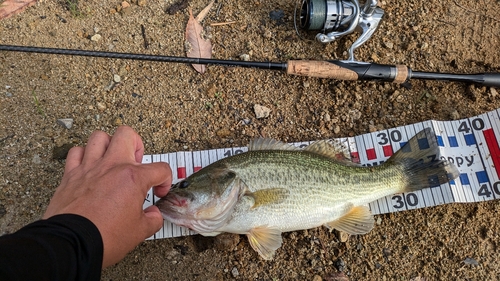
[137,162,172,195]
[105,126,141,162]
[141,205,164,239]
[82,131,111,164]
[134,133,145,164]
[64,146,84,174]
[153,183,172,199]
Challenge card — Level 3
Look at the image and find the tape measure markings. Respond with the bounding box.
[143,109,500,239]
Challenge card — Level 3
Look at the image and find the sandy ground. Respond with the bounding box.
[1,0,499,280]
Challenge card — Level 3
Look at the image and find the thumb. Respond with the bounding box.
[141,205,164,239]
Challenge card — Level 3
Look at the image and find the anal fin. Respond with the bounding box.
[247,226,283,260]
[324,206,374,235]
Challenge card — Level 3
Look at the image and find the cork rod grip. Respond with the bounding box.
[286,60,359,80]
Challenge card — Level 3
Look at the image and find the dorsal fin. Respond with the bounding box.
[248,138,299,151]
[304,140,360,166]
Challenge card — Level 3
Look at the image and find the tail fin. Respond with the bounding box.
[388,127,459,192]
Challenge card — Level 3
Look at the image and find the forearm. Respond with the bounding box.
[0,214,103,281]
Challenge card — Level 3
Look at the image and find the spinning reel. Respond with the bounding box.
[298,0,384,61]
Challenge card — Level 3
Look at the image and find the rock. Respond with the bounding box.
[254,104,271,119]
[335,258,346,272]
[90,34,102,42]
[312,275,322,281]
[216,128,231,138]
[334,125,340,134]
[121,1,130,8]
[450,110,460,120]
[463,257,479,265]
[324,113,331,122]
[137,0,146,6]
[231,267,239,277]
[113,117,123,126]
[240,118,251,125]
[368,124,377,133]
[490,88,498,98]
[384,41,394,49]
[376,217,382,225]
[113,74,121,83]
[32,154,41,164]
[57,118,74,129]
[239,54,250,61]
[97,102,106,111]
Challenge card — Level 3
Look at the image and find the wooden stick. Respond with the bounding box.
[210,21,237,26]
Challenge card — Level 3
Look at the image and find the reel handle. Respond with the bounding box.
[287,60,409,83]
[287,60,500,87]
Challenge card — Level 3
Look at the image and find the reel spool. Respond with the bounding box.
[298,0,384,61]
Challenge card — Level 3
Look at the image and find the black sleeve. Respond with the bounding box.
[0,214,103,281]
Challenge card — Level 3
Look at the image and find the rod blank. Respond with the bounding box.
[1,44,498,87]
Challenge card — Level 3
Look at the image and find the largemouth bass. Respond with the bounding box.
[156,128,459,260]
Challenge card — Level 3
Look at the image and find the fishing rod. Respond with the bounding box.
[1,44,499,87]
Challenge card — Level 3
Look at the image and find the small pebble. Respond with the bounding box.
[254,104,271,119]
[335,258,345,272]
[450,110,460,120]
[90,34,102,42]
[137,0,146,6]
[241,118,251,125]
[113,117,123,126]
[97,102,106,111]
[113,74,121,83]
[384,41,394,49]
[57,118,74,129]
[239,54,250,61]
[463,257,479,266]
[231,267,239,277]
[334,125,340,134]
[339,231,349,242]
[376,217,382,225]
[32,154,41,164]
[490,88,498,98]
[324,113,331,122]
[312,275,322,281]
[121,1,130,8]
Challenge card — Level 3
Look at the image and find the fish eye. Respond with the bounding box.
[179,180,190,189]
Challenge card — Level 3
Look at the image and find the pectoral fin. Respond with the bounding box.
[324,205,374,235]
[247,188,289,209]
[247,226,283,260]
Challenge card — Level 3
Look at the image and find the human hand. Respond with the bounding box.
[43,126,172,268]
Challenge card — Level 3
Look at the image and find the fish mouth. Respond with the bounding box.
[155,194,192,224]
[154,181,242,234]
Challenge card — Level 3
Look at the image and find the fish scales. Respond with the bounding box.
[156,128,459,260]
[216,150,405,233]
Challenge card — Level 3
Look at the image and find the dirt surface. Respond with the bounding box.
[1,0,499,280]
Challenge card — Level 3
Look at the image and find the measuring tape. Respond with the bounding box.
[143,108,500,240]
